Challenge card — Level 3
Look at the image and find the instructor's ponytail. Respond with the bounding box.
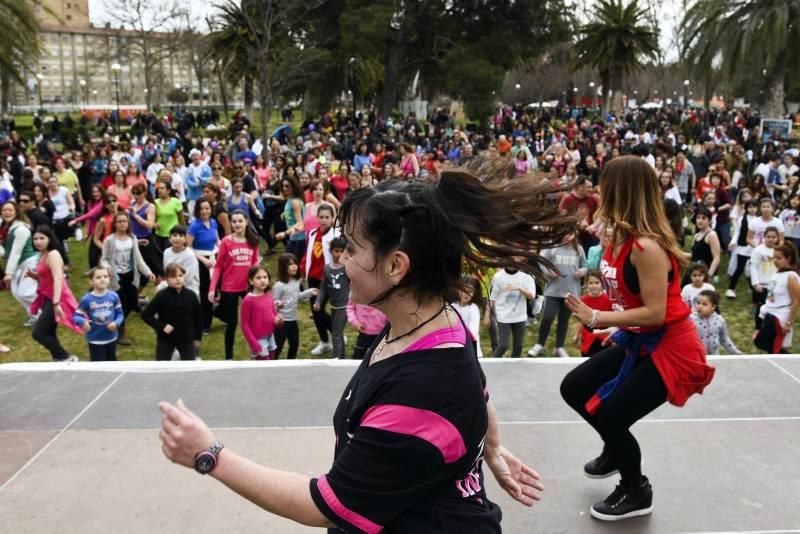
[338,160,576,305]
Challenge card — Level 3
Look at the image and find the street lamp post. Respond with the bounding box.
[683,79,690,108]
[572,87,578,107]
[589,81,596,110]
[35,73,44,112]
[111,63,122,132]
[79,79,87,107]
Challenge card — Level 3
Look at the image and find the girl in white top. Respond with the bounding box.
[779,193,800,248]
[727,198,759,298]
[759,242,800,349]
[751,226,780,330]
[748,197,785,246]
[450,276,483,358]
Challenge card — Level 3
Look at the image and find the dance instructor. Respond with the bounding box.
[159,166,576,532]
[562,156,715,522]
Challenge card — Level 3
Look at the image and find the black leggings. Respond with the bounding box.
[198,259,213,331]
[117,271,139,319]
[137,234,164,279]
[261,207,284,251]
[32,299,69,361]
[221,290,246,360]
[727,254,750,291]
[537,296,572,347]
[308,278,331,343]
[352,332,378,360]
[752,286,768,330]
[560,346,667,486]
[274,320,299,359]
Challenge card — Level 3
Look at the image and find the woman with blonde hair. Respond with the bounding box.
[561,156,715,522]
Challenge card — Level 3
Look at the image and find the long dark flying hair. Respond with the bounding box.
[338,160,577,305]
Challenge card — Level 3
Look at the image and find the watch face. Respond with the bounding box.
[195,452,216,474]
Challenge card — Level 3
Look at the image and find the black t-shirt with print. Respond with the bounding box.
[309,324,501,533]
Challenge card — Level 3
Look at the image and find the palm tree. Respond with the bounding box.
[0,0,45,112]
[682,0,800,117]
[574,0,659,115]
[205,2,254,118]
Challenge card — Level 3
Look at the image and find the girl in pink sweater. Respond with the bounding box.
[241,266,283,360]
[346,300,388,359]
[209,210,260,359]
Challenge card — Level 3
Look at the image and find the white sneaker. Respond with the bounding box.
[60,355,79,362]
[311,341,332,356]
[527,344,544,357]
[555,347,570,358]
[725,289,736,299]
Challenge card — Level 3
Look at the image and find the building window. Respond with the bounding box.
[66,15,72,21]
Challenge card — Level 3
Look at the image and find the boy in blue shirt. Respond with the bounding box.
[73,266,124,361]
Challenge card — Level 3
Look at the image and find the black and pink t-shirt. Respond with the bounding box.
[309,320,500,533]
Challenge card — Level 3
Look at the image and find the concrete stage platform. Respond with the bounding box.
[1,356,799,534]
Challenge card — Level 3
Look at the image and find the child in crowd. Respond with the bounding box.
[681,262,716,308]
[209,209,260,360]
[748,197,785,246]
[142,263,202,361]
[241,265,282,360]
[100,211,156,346]
[690,289,741,355]
[346,300,388,360]
[586,225,612,270]
[161,226,200,299]
[73,266,124,361]
[750,226,780,329]
[727,199,759,298]
[779,193,800,249]
[273,252,317,359]
[303,204,337,356]
[574,270,614,357]
[754,242,800,354]
[489,257,536,358]
[528,234,586,358]
[314,237,349,359]
[450,276,484,358]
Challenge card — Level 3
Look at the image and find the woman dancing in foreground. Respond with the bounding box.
[159,163,575,532]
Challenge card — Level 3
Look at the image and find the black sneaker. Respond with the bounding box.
[590,477,653,521]
[584,454,619,479]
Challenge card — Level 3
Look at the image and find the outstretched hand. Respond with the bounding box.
[159,399,216,469]
[485,446,543,507]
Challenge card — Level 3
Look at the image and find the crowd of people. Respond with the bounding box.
[0,102,798,361]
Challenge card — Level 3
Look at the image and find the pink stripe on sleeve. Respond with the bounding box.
[316,475,383,534]
[360,404,467,464]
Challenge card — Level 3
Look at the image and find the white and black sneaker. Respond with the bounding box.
[590,476,653,521]
[584,454,619,479]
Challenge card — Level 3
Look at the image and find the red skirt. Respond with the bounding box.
[651,318,715,407]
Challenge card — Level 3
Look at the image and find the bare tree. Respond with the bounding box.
[102,0,188,110]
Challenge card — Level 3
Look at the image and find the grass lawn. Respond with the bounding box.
[10,110,304,141]
[0,234,796,364]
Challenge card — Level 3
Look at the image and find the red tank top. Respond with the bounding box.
[600,236,689,333]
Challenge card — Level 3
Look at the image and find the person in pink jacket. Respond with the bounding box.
[345,300,388,359]
[241,266,283,360]
[209,210,260,359]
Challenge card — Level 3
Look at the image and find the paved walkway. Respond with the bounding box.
[2,356,799,533]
